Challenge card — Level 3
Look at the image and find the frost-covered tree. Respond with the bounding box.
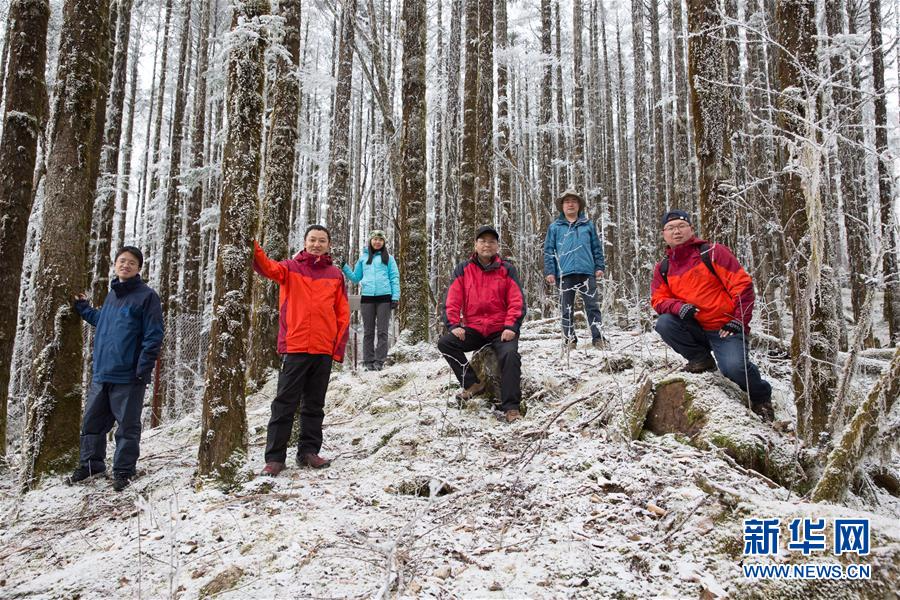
[0,0,49,457]
[687,0,736,249]
[20,0,111,487]
[197,0,269,481]
[325,0,356,263]
[247,0,301,384]
[90,0,134,307]
[775,0,840,447]
[398,0,427,343]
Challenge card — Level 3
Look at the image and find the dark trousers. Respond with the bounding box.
[360,301,391,367]
[80,381,147,476]
[655,313,772,404]
[437,328,522,412]
[560,274,603,342]
[265,353,333,463]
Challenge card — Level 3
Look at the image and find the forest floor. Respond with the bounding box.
[0,317,899,599]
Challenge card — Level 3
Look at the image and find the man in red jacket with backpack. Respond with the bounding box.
[439,226,527,423]
[651,210,774,422]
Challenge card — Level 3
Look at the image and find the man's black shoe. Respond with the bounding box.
[66,466,106,485]
[751,401,775,423]
[683,355,717,373]
[112,472,133,492]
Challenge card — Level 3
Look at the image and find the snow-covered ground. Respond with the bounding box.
[0,318,898,599]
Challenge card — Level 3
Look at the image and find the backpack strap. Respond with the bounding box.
[660,243,727,292]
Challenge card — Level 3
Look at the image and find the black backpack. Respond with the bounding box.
[659,242,726,290]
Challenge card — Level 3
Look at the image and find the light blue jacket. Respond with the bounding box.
[543,211,606,278]
[343,248,401,300]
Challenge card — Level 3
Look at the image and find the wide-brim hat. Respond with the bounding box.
[556,189,584,211]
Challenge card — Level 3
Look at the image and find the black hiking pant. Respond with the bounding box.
[437,328,522,412]
[265,353,333,463]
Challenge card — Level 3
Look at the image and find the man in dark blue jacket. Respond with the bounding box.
[69,246,164,491]
[543,189,608,349]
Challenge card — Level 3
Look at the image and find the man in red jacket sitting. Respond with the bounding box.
[651,210,774,421]
[439,225,527,423]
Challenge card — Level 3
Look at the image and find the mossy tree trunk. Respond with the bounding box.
[397,0,428,343]
[21,0,111,488]
[247,0,301,386]
[0,0,50,458]
[197,0,269,480]
[812,348,900,503]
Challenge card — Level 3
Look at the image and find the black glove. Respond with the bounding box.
[720,319,744,335]
[678,303,698,320]
[339,259,347,269]
[391,300,399,310]
[135,372,151,385]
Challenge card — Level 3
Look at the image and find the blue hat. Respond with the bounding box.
[661,209,691,228]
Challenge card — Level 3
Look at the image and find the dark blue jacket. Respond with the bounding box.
[543,211,606,278]
[75,275,164,384]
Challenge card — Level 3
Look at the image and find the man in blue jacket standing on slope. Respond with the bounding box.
[69,246,164,491]
[543,189,608,349]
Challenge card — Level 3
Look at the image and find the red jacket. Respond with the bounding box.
[651,237,755,332]
[443,254,526,336]
[253,241,350,361]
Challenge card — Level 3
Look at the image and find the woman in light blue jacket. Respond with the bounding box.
[342,230,401,370]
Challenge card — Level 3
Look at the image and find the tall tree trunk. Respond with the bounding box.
[539,0,553,232]
[326,0,356,262]
[776,0,839,447]
[444,0,462,268]
[90,0,134,306]
[496,0,514,256]
[398,0,428,343]
[20,0,111,488]
[648,0,666,216]
[476,0,493,227]
[459,0,479,257]
[869,0,900,344]
[247,0,301,385]
[599,1,619,281]
[615,18,634,284]
[0,0,50,458]
[115,0,145,249]
[197,0,268,480]
[687,0,736,248]
[631,0,651,297]
[670,0,693,212]
[571,0,585,192]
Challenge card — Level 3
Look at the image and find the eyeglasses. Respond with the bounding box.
[476,238,499,246]
[663,222,691,233]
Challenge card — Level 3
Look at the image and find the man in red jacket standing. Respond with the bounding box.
[439,226,527,423]
[253,225,350,476]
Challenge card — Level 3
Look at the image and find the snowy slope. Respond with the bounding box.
[1,320,898,599]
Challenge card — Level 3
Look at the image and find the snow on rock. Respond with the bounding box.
[0,326,898,598]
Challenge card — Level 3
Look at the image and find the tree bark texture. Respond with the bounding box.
[687,0,736,248]
[0,0,50,458]
[197,0,268,480]
[247,0,301,384]
[398,0,428,343]
[21,0,110,488]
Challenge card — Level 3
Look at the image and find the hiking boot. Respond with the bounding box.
[683,355,717,373]
[564,338,577,350]
[297,454,331,469]
[592,336,610,350]
[111,472,133,492]
[751,401,775,423]
[66,466,106,485]
[363,363,375,371]
[456,381,485,401]
[504,409,522,423]
[260,462,285,477]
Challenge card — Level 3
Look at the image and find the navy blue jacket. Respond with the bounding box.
[543,211,606,278]
[75,276,164,384]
